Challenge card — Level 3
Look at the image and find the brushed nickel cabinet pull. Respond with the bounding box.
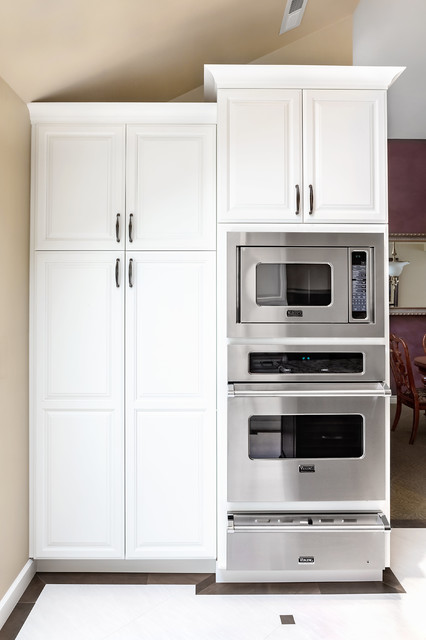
[295,185,300,215]
[129,213,134,243]
[116,214,121,242]
[309,184,314,215]
[128,258,134,288]
[115,258,120,287]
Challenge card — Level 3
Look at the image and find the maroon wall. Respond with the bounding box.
[388,140,426,391]
[388,140,426,235]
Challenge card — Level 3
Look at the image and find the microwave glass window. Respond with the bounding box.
[255,263,331,307]
[248,414,363,459]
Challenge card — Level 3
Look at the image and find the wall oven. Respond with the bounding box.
[227,231,385,338]
[224,344,390,581]
[227,382,388,503]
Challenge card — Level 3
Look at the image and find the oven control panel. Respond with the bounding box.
[248,352,364,375]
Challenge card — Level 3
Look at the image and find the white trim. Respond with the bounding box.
[204,65,406,100]
[27,102,217,125]
[35,558,216,573]
[0,560,36,630]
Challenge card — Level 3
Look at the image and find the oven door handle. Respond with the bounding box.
[228,383,391,398]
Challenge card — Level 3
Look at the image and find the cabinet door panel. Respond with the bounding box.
[304,90,386,222]
[126,125,216,249]
[217,89,302,222]
[35,252,124,401]
[126,252,216,408]
[33,252,124,558]
[35,410,123,557]
[33,124,125,249]
[126,252,216,558]
[127,411,215,558]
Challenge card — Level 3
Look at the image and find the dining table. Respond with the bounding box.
[414,354,426,388]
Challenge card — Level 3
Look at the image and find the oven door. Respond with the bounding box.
[239,246,348,323]
[227,383,388,503]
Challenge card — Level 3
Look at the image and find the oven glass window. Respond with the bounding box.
[249,414,363,459]
[256,263,331,306]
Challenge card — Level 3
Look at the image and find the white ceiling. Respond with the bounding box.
[0,0,359,103]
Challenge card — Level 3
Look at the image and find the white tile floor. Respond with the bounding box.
[16,529,426,640]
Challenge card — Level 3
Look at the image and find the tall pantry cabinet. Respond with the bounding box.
[29,104,217,563]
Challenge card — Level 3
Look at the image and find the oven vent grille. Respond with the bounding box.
[279,0,309,34]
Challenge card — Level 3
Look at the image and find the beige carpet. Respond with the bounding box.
[390,403,426,523]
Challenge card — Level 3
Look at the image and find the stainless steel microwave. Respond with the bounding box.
[227,231,385,338]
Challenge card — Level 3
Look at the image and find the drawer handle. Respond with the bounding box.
[295,185,300,215]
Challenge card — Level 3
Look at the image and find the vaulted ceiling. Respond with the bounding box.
[0,0,359,103]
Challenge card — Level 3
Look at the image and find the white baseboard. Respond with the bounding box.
[0,559,36,630]
[35,558,216,573]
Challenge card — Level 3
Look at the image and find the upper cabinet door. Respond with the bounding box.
[217,89,303,223]
[303,90,387,223]
[33,124,126,250]
[126,125,216,250]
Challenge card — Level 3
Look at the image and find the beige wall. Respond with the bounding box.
[254,16,353,65]
[176,16,354,102]
[0,77,30,600]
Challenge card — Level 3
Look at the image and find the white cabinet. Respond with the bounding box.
[32,121,216,250]
[32,251,216,560]
[303,90,387,223]
[125,252,216,558]
[33,252,125,558]
[217,88,387,223]
[217,89,302,223]
[126,125,216,249]
[32,125,126,250]
[30,105,217,562]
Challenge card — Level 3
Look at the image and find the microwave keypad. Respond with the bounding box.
[351,251,368,319]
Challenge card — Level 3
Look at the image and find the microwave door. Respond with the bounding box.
[239,247,348,323]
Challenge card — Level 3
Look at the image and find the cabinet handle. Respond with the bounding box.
[116,214,121,243]
[128,258,134,288]
[115,258,120,287]
[295,185,300,215]
[309,184,314,215]
[129,213,134,243]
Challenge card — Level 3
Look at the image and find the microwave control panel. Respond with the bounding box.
[351,250,368,320]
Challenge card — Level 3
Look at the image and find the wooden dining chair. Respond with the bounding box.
[390,333,426,444]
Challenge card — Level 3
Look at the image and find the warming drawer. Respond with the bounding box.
[227,512,390,572]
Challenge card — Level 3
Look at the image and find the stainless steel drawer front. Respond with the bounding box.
[227,512,389,571]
